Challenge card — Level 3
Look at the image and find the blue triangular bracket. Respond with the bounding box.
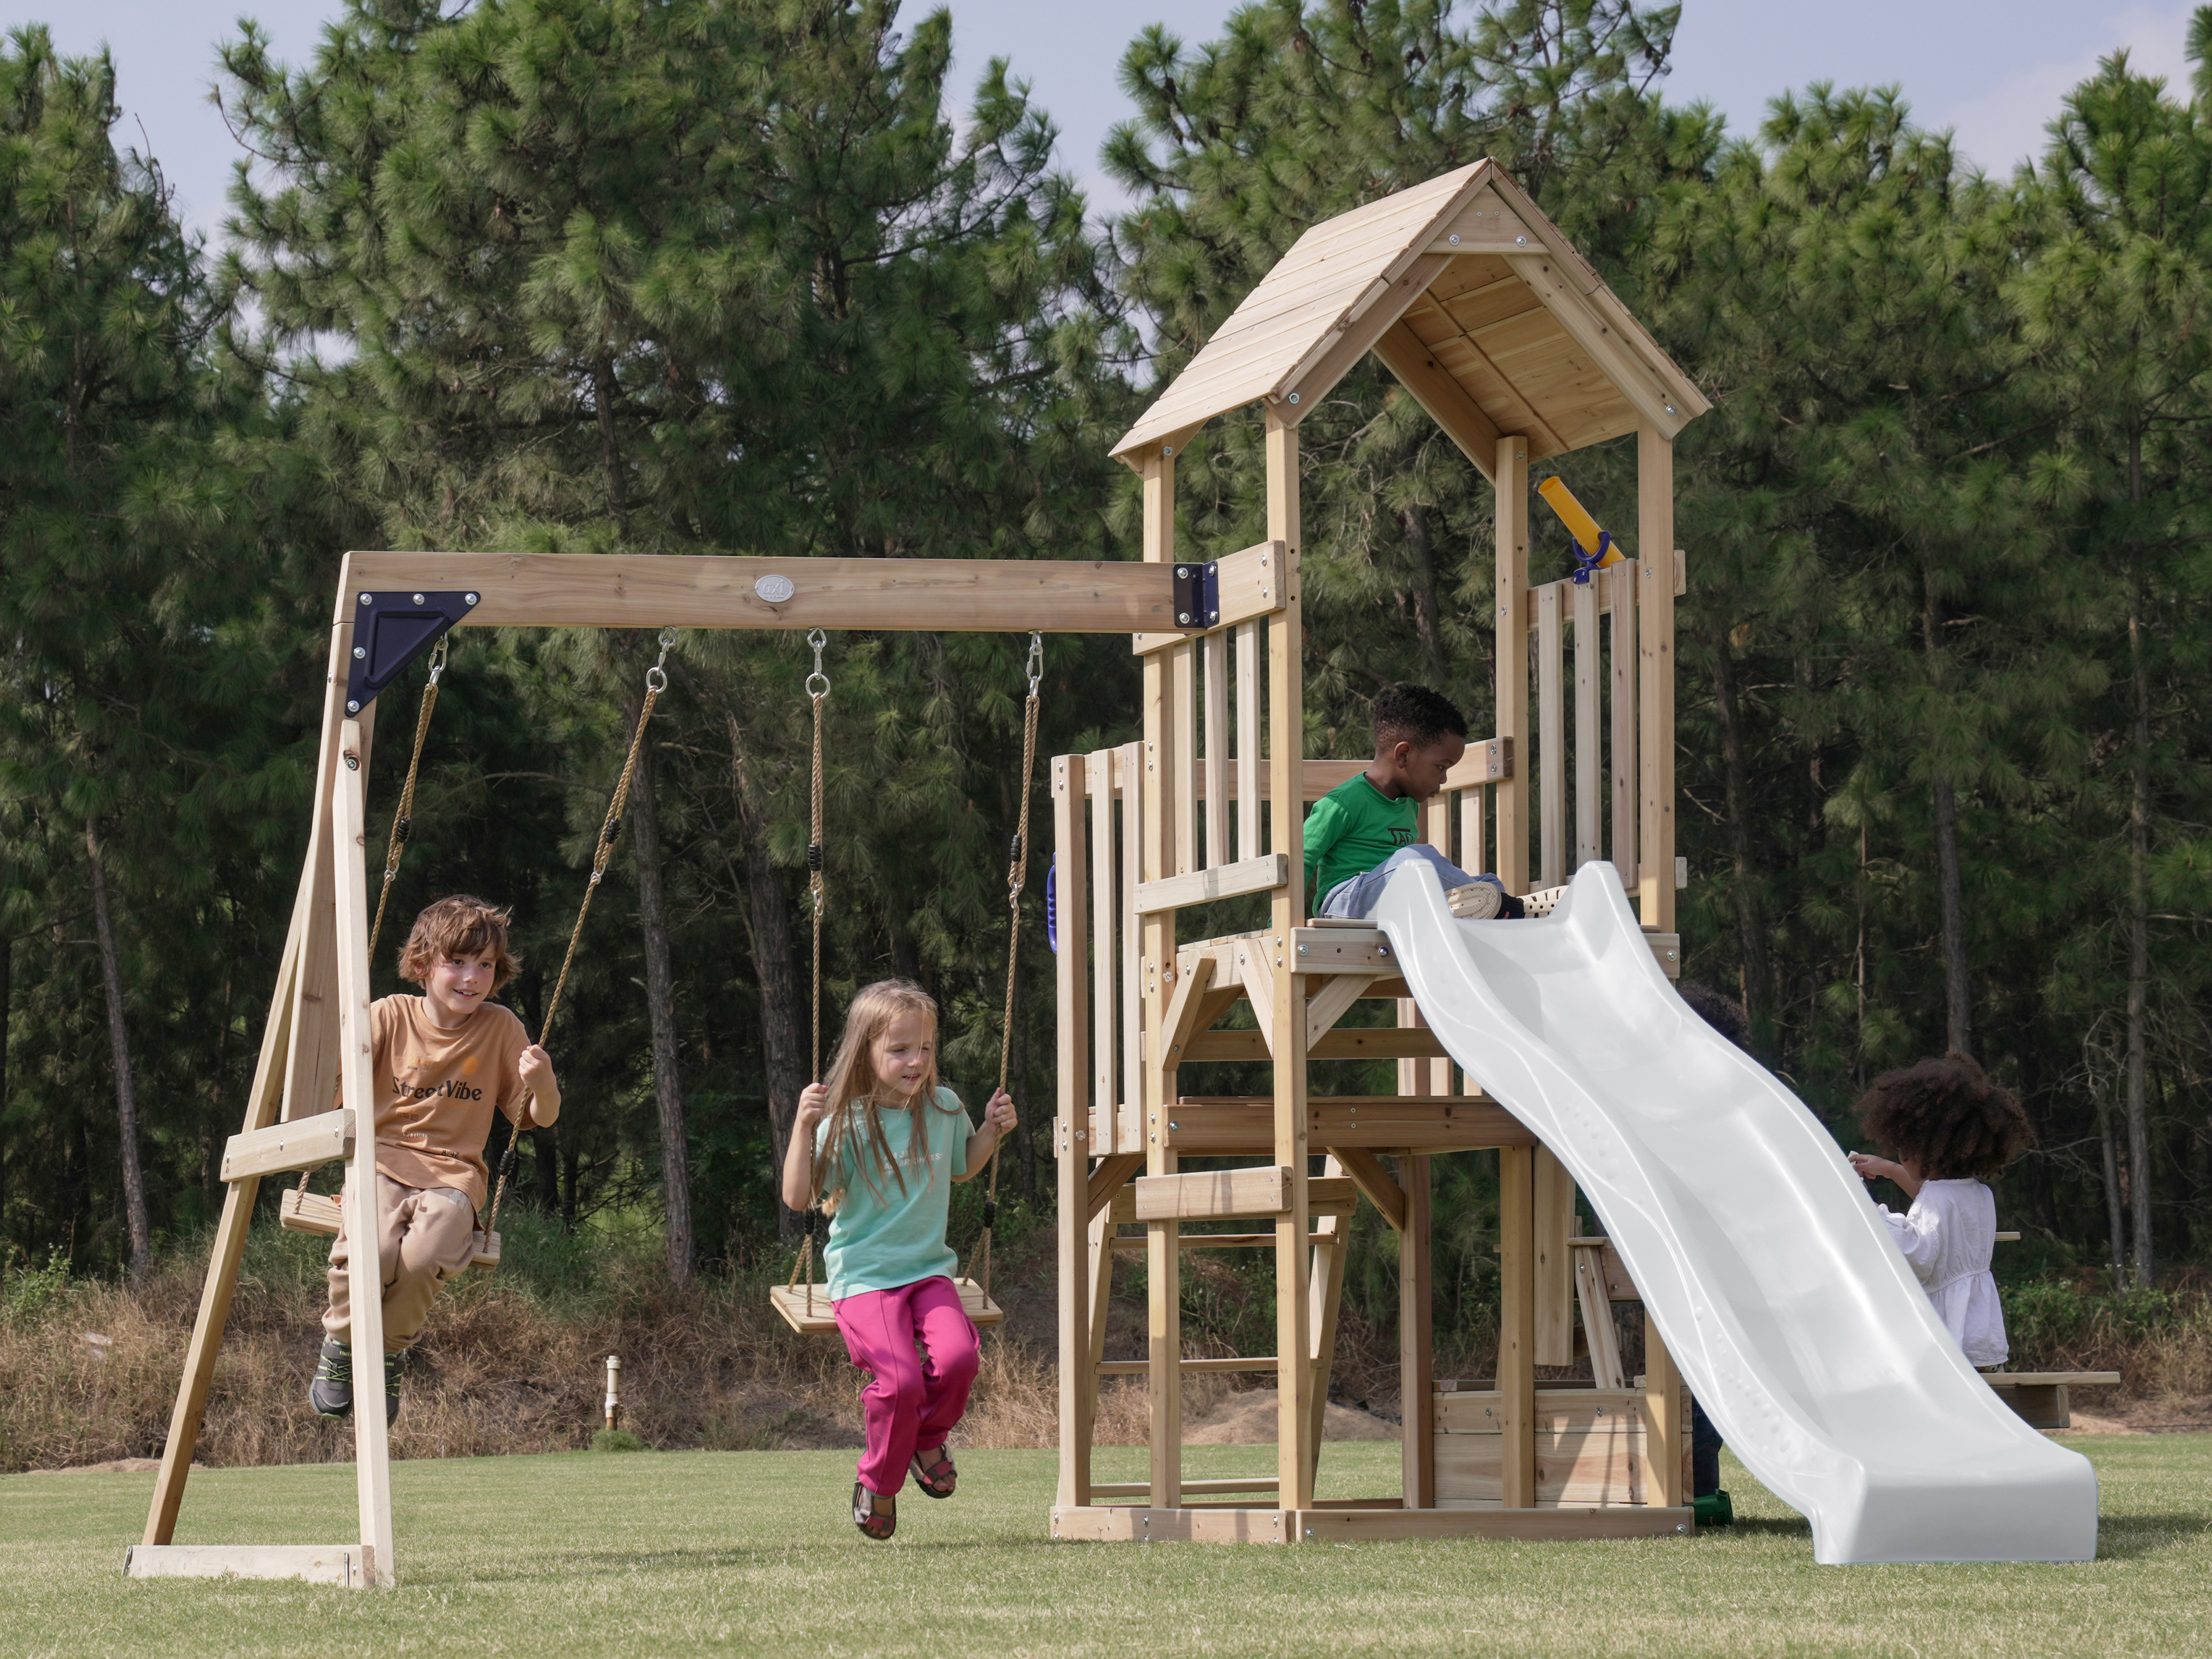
[342,588,482,714]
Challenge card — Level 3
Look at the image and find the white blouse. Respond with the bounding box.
[1876,1178,2008,1367]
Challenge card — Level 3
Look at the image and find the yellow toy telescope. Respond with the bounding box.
[1537,476,1626,580]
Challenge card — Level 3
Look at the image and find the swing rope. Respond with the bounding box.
[787,629,832,1315]
[302,637,449,1201]
[484,628,677,1241]
[963,632,1044,1301]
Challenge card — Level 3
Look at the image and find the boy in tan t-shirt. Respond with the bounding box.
[311,894,561,1423]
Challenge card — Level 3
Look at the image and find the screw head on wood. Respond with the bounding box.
[1287,392,1300,404]
[1448,232,1460,245]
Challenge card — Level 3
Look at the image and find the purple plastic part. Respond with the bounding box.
[1046,859,1057,954]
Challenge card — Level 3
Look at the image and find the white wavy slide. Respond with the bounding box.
[1370,860,2099,1564]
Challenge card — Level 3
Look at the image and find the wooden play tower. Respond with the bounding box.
[1048,160,1710,1542]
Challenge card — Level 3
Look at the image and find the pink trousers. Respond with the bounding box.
[832,1276,979,1499]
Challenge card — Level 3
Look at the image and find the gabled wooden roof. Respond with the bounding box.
[1113,160,1708,476]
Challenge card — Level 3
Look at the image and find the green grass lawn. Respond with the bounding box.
[4,1437,2209,1658]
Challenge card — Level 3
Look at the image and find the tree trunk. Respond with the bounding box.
[2099,1098,2128,1291]
[2125,550,2155,1289]
[594,354,629,535]
[0,928,9,1237]
[729,716,809,1243]
[85,817,151,1285]
[1707,625,1770,1040]
[627,706,693,1287]
[1921,564,1971,1056]
[1398,504,1448,682]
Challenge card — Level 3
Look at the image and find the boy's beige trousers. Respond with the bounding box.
[322,1173,479,1353]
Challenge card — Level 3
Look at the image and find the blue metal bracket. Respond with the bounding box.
[1171,561,1220,629]
[343,588,481,714]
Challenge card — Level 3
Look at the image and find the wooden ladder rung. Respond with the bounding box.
[1096,1355,1279,1375]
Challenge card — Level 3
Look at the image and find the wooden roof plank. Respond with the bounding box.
[1113,160,1705,468]
[1373,321,1502,481]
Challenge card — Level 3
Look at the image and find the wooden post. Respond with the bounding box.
[1533,1146,1575,1367]
[1398,1154,1433,1509]
[1305,1174,1349,1491]
[332,719,395,1585]
[1637,424,1675,931]
[143,905,304,1546]
[1139,446,1181,1510]
[1498,1144,1536,1509]
[1266,407,1315,1512]
[1644,1318,1686,1510]
[282,594,379,1122]
[1054,754,1090,1507]
[1494,437,1531,895]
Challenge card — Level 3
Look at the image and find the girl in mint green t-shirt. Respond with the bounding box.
[779,979,1016,1541]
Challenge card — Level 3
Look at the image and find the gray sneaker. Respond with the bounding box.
[308,1338,399,1425]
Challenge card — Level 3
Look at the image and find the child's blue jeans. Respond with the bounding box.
[1316,843,1505,920]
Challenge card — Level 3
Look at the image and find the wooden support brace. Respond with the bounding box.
[221,1110,352,1183]
[1328,1146,1407,1233]
[1085,1152,1146,1222]
[1305,973,1378,1050]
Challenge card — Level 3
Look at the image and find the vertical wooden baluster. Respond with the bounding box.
[1088,751,1117,1152]
[1610,562,1639,886]
[1204,632,1228,868]
[1574,574,1600,872]
[1538,581,1564,889]
[1237,621,1260,860]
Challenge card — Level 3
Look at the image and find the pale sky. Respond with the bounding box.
[13,0,2204,248]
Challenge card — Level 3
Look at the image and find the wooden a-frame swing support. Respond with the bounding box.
[131,556,1203,1588]
[1048,159,1711,1543]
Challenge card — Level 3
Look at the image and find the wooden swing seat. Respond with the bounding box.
[769,1275,1002,1336]
[279,1187,502,1270]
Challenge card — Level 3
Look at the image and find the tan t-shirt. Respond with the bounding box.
[365,996,532,1208]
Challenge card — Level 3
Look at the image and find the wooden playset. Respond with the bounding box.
[1046,159,1714,1543]
[131,158,1718,1584]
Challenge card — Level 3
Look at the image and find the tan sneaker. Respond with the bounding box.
[1447,881,1503,920]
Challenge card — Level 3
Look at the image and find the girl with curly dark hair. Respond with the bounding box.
[1847,1052,2035,1368]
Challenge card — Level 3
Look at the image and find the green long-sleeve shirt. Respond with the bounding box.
[1303,773,1418,904]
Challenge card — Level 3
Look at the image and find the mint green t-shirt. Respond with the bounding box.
[815,1087,974,1300]
[1303,773,1418,904]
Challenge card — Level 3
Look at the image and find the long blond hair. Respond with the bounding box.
[811,980,962,1209]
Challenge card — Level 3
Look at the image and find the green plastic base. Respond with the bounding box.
[1692,1489,1734,1528]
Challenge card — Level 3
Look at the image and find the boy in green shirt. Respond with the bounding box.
[1306,684,1524,921]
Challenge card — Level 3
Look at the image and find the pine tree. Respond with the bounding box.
[2010,36,2212,1287]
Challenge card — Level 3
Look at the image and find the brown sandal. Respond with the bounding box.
[910,1443,957,1500]
[852,1481,896,1540]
